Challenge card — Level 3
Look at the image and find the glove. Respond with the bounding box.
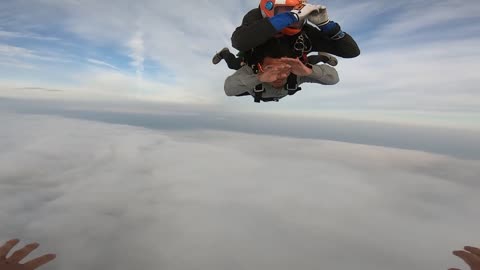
[318,21,345,39]
[290,4,322,22]
[307,6,330,26]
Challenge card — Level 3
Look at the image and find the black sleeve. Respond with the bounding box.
[304,24,360,58]
[231,8,279,52]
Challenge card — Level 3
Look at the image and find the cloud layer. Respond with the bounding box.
[1,112,479,270]
[2,97,480,159]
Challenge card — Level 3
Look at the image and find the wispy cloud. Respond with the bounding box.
[87,58,120,71]
[127,31,145,79]
[0,58,35,69]
[373,0,480,40]
[0,44,35,58]
[0,44,73,64]
[0,30,60,41]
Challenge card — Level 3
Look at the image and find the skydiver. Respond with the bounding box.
[230,0,360,65]
[223,41,339,102]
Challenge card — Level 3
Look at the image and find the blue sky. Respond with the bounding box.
[0,0,479,128]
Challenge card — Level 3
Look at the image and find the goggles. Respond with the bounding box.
[274,6,295,15]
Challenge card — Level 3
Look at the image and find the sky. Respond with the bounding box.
[0,0,479,125]
[1,0,480,270]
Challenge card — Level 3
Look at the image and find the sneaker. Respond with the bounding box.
[307,52,338,66]
[212,47,230,65]
[319,52,338,66]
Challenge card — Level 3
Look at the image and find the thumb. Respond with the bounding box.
[453,250,477,266]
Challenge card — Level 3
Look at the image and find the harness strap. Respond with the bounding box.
[285,74,301,95]
[253,83,265,103]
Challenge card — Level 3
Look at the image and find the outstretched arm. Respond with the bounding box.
[300,64,340,85]
[279,57,339,85]
[305,7,360,58]
[305,23,360,58]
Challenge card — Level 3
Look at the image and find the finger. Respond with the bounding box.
[275,62,292,69]
[280,61,291,67]
[265,71,282,77]
[264,65,283,72]
[279,58,295,63]
[464,246,480,257]
[263,69,280,75]
[6,243,39,264]
[453,250,479,266]
[292,58,303,64]
[0,239,20,259]
[280,59,300,67]
[268,66,289,74]
[24,254,56,269]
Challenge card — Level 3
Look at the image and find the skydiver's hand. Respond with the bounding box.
[0,239,56,270]
[279,58,313,76]
[290,4,322,22]
[307,5,330,26]
[450,246,480,270]
[257,64,291,83]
